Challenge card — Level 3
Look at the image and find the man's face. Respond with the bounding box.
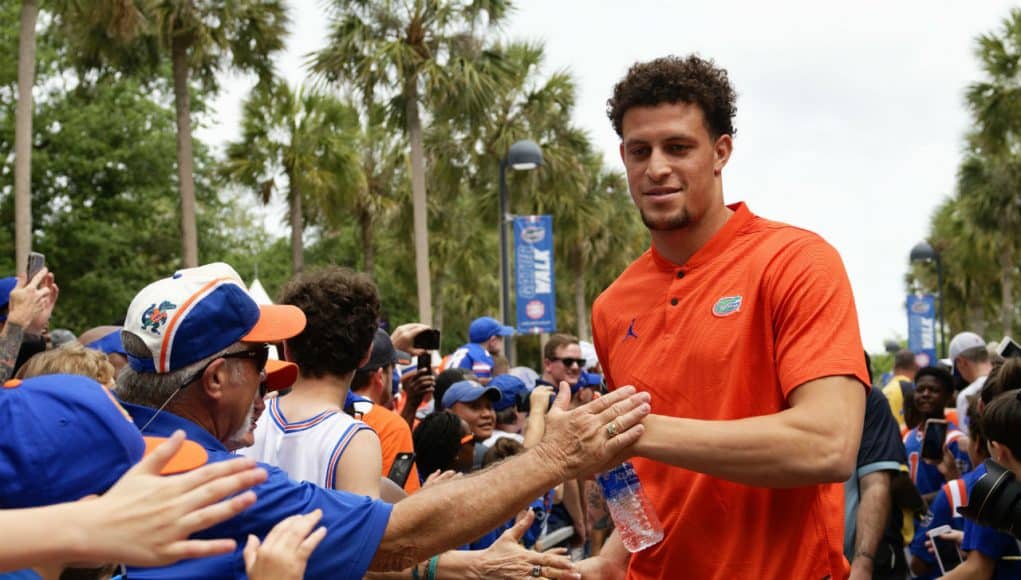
[486,335,504,356]
[914,375,950,418]
[449,398,495,439]
[379,364,394,408]
[619,102,730,232]
[219,346,268,449]
[545,343,583,387]
[955,357,977,384]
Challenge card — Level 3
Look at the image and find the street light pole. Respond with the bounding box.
[498,140,543,366]
[910,241,946,358]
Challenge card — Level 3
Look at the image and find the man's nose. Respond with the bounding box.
[646,148,671,181]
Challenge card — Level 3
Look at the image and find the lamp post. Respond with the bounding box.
[499,140,543,365]
[910,241,946,358]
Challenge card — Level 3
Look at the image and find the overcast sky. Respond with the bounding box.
[197,0,1019,352]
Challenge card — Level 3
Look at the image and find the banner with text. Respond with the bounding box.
[514,215,556,334]
[907,294,937,367]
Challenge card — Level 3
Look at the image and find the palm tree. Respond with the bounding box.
[312,0,513,326]
[55,0,289,268]
[222,81,364,275]
[961,8,1021,335]
[13,0,38,272]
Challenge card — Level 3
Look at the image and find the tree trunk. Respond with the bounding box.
[575,263,590,342]
[172,36,199,268]
[359,206,374,276]
[1000,242,1014,338]
[288,172,304,275]
[14,0,37,274]
[406,77,432,325]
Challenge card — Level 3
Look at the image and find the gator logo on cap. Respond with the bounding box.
[141,300,177,334]
[712,296,743,317]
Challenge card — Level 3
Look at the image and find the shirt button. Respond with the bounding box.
[670,298,679,306]
[677,271,685,279]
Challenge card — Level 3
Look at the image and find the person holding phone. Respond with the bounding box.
[940,384,1021,579]
[0,266,59,382]
[903,367,972,505]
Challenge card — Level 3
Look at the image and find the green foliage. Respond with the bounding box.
[914,7,1021,338]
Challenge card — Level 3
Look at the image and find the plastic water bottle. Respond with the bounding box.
[596,461,664,552]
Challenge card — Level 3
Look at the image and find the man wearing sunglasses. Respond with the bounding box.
[113,263,653,580]
[540,333,587,404]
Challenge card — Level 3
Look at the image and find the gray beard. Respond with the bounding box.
[225,402,255,450]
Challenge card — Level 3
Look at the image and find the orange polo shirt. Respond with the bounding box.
[592,202,869,580]
[362,404,421,494]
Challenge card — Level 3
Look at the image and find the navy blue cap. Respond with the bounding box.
[0,374,208,509]
[490,374,528,412]
[0,277,16,322]
[441,379,501,409]
[469,316,515,343]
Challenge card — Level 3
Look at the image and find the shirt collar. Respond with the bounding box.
[121,401,228,453]
[649,201,754,271]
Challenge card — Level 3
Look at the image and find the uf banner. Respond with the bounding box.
[514,215,556,334]
[907,294,938,367]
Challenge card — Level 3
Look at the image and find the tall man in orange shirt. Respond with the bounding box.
[579,55,869,579]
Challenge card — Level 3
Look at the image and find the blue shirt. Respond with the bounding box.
[448,343,494,381]
[961,464,1021,580]
[123,402,393,579]
[903,421,971,496]
[909,464,987,578]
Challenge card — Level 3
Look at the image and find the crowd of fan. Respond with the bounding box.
[851,336,1021,579]
[0,264,649,580]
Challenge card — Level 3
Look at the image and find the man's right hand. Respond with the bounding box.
[403,370,435,403]
[535,383,650,481]
[6,268,55,332]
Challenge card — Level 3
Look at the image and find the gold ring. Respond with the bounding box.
[606,422,619,437]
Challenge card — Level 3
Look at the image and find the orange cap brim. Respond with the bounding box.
[264,359,299,392]
[142,436,209,475]
[243,304,306,343]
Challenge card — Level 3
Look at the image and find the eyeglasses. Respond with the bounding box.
[222,346,271,373]
[140,345,271,434]
[550,357,586,368]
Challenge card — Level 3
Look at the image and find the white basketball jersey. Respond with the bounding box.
[242,397,372,489]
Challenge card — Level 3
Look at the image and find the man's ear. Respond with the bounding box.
[199,358,228,401]
[713,134,733,175]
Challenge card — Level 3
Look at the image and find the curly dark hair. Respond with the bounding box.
[607,55,737,140]
[914,366,955,396]
[279,266,380,378]
[413,412,464,477]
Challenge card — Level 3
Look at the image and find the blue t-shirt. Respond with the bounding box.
[903,421,971,496]
[448,343,494,381]
[961,464,1021,580]
[122,402,393,579]
[909,464,987,578]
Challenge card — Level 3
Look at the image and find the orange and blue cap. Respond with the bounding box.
[0,374,207,509]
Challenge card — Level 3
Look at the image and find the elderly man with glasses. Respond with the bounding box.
[114,263,652,580]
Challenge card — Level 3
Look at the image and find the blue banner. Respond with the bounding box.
[907,294,937,367]
[514,215,556,334]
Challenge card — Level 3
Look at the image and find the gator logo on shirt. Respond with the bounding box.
[712,296,743,317]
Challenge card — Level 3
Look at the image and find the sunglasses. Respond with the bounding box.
[222,346,271,373]
[550,357,586,368]
[460,433,475,446]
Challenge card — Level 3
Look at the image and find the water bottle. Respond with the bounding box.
[596,461,664,552]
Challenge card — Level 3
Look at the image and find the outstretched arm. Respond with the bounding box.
[635,375,865,487]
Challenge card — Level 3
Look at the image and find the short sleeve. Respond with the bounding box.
[764,236,870,397]
[961,519,1015,559]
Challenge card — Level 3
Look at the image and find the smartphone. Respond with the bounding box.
[926,524,963,574]
[26,252,45,281]
[922,419,948,462]
[387,452,415,487]
[998,336,1021,359]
